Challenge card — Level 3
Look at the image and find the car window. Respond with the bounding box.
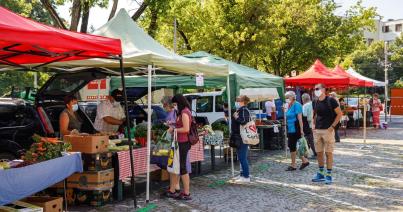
[215,95,224,112]
[247,102,259,110]
[196,96,213,113]
[46,78,86,93]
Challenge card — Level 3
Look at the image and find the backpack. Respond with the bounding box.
[188,113,199,145]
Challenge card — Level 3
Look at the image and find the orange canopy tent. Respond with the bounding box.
[332,65,374,87]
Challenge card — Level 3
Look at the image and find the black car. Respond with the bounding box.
[0,68,116,160]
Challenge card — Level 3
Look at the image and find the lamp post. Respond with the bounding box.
[384,41,389,122]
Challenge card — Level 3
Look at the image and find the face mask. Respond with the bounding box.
[174,105,178,111]
[285,99,291,104]
[72,104,79,112]
[314,90,322,97]
[114,96,123,102]
[235,102,241,109]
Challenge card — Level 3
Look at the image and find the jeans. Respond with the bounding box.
[334,128,340,142]
[237,142,249,178]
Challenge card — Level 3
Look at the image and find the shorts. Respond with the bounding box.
[313,129,335,153]
[287,133,300,152]
[178,141,191,175]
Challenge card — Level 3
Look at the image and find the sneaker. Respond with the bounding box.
[165,190,180,198]
[325,175,332,185]
[176,192,192,200]
[235,177,251,183]
[312,172,325,182]
[232,175,242,181]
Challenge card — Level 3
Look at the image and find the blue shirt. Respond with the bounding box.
[286,101,303,133]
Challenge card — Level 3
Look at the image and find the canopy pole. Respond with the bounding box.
[146,65,153,203]
[119,57,137,208]
[360,87,373,149]
[226,76,234,177]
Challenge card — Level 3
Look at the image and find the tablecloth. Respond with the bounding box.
[0,153,83,206]
[117,147,160,180]
[189,141,204,163]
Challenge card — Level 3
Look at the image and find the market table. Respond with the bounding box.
[256,124,283,150]
[203,133,224,170]
[0,153,83,206]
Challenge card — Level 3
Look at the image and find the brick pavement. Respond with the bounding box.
[81,117,403,212]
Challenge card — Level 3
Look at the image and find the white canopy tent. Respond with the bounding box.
[347,67,386,87]
[52,9,230,204]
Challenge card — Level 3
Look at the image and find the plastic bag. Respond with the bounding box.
[297,137,309,157]
[167,130,180,174]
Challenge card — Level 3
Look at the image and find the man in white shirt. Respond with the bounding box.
[94,89,126,133]
[265,98,276,120]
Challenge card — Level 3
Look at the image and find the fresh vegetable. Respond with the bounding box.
[211,122,230,138]
[134,124,148,138]
[23,134,71,163]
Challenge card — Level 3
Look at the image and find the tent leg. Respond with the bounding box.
[226,77,234,178]
[146,65,153,203]
[119,57,137,208]
[360,87,373,149]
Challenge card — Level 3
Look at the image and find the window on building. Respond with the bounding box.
[383,26,390,33]
[196,96,213,113]
[396,24,402,32]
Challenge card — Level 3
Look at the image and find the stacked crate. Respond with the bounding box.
[63,135,113,207]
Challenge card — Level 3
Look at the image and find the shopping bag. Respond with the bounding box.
[297,137,309,157]
[167,130,180,175]
[240,119,259,145]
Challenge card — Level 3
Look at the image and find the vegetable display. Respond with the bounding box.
[23,134,71,163]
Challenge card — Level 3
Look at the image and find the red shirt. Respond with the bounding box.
[176,107,192,143]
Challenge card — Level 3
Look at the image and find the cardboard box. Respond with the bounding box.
[64,135,109,153]
[75,188,112,207]
[23,197,62,212]
[150,169,169,182]
[67,169,114,190]
[0,201,43,212]
[82,152,112,171]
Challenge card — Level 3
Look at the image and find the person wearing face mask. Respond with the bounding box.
[94,89,126,133]
[59,95,82,138]
[285,91,309,171]
[369,93,382,129]
[312,84,342,185]
[229,95,251,183]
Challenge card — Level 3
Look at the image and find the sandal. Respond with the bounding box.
[176,192,192,200]
[286,166,297,171]
[299,162,310,170]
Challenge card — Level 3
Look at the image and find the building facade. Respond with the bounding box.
[364,19,403,44]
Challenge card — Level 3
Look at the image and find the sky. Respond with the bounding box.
[57,0,403,30]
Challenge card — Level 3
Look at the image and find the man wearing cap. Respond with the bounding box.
[94,89,126,133]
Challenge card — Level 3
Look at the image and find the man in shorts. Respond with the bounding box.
[312,84,342,184]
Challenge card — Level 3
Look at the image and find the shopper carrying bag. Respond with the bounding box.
[167,130,180,175]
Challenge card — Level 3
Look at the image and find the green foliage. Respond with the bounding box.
[0,71,50,97]
[138,0,376,76]
[211,122,229,138]
[343,33,403,85]
[134,123,148,138]
[0,0,53,25]
[393,79,403,88]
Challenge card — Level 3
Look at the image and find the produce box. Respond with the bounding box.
[82,152,112,171]
[23,197,62,212]
[67,169,114,190]
[37,188,75,206]
[75,188,112,207]
[150,169,169,182]
[0,201,43,212]
[63,135,109,154]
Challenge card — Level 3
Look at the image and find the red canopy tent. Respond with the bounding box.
[0,6,138,207]
[0,6,121,68]
[332,65,374,87]
[284,59,350,88]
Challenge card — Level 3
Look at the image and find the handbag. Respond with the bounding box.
[240,113,259,145]
[167,130,180,174]
[297,137,309,157]
[229,134,242,148]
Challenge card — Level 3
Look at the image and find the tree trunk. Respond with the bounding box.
[176,21,191,50]
[108,0,119,20]
[40,0,67,29]
[80,1,90,33]
[70,0,81,31]
[132,0,149,21]
[148,5,158,38]
[237,53,243,64]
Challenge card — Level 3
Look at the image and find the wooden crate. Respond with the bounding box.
[23,197,63,212]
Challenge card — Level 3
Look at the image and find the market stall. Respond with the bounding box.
[0,6,132,208]
[51,9,229,202]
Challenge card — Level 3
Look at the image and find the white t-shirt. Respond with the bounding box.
[94,100,125,133]
[265,100,276,114]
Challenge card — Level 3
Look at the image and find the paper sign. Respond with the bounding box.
[291,70,297,77]
[196,73,204,87]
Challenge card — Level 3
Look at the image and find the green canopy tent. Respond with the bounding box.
[111,51,284,102]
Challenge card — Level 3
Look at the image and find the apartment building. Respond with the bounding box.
[364,19,403,44]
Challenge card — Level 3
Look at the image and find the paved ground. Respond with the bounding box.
[84,116,403,212]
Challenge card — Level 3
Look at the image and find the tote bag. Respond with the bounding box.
[167,130,180,174]
[240,111,259,145]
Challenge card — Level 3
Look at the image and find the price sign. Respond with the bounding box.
[196,73,204,87]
